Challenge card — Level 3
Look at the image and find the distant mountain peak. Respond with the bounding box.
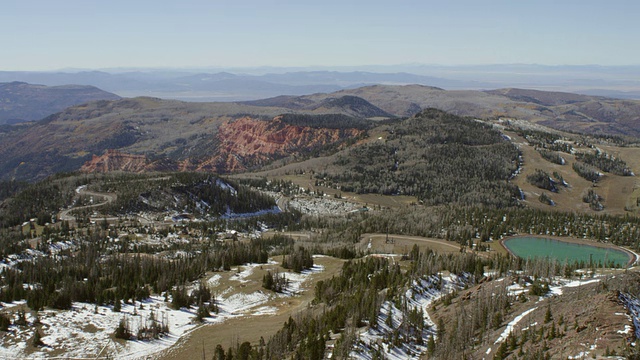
[0,81,120,125]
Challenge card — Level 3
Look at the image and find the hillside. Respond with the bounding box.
[313,108,521,208]
[0,70,481,101]
[250,85,640,138]
[0,82,120,124]
[0,97,370,181]
[3,84,640,185]
[242,94,394,118]
[486,88,605,106]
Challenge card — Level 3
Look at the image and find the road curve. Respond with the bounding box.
[58,188,116,222]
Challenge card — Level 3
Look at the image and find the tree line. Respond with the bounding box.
[0,227,298,310]
[316,109,522,208]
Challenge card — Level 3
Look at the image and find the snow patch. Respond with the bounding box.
[347,274,465,360]
[618,324,632,334]
[0,297,197,360]
[620,292,640,339]
[221,292,270,314]
[252,306,278,316]
[216,179,237,196]
[494,307,537,345]
[207,274,221,288]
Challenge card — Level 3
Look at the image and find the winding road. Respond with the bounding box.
[58,187,116,222]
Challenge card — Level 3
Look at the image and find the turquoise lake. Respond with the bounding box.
[503,236,632,267]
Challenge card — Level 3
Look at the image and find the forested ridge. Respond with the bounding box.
[212,241,640,359]
[87,172,276,216]
[0,174,78,228]
[290,205,640,252]
[315,109,521,207]
[575,150,633,176]
[0,228,301,311]
[0,172,277,228]
[278,113,376,130]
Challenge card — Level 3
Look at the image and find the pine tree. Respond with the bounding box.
[544,305,553,324]
[508,332,518,350]
[262,271,274,291]
[548,322,556,339]
[493,341,508,360]
[195,301,210,322]
[213,344,226,360]
[436,317,445,340]
[114,318,131,340]
[33,328,44,347]
[0,313,10,331]
[427,335,436,355]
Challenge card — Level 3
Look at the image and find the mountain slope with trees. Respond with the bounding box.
[250,85,640,138]
[315,109,521,207]
[3,84,640,182]
[0,82,120,124]
[0,97,369,181]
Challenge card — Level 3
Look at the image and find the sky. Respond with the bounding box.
[1,0,639,71]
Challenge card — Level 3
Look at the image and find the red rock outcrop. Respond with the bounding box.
[81,116,364,174]
[192,116,364,172]
[81,150,148,173]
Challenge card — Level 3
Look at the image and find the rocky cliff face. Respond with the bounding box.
[190,116,365,173]
[81,116,364,174]
[81,150,149,173]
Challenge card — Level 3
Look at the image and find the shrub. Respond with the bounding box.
[527,170,558,192]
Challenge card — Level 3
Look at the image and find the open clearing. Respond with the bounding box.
[157,255,345,360]
[359,233,498,259]
[508,131,639,216]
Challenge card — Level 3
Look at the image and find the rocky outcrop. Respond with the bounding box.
[80,149,179,173]
[81,117,364,175]
[192,116,364,173]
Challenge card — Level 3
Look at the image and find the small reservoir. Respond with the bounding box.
[503,236,632,268]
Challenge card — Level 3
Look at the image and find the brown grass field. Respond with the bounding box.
[507,131,640,216]
[156,256,345,360]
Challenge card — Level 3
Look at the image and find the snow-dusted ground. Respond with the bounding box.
[0,296,197,360]
[289,196,361,215]
[506,276,603,298]
[220,206,281,220]
[549,278,601,297]
[347,273,466,360]
[487,274,621,359]
[0,260,323,360]
[494,307,537,345]
[620,292,640,340]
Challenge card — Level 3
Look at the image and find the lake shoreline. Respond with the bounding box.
[499,234,637,268]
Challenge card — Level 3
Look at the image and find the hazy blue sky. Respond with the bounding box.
[2,0,638,70]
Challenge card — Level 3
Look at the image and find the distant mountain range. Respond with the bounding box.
[245,85,640,137]
[0,82,120,124]
[2,84,640,182]
[1,65,638,102]
[0,70,483,102]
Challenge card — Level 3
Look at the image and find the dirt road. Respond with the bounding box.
[58,187,116,222]
[361,233,492,258]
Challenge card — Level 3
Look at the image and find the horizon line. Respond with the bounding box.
[3,63,640,73]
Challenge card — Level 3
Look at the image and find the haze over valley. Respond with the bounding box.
[2,64,640,102]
